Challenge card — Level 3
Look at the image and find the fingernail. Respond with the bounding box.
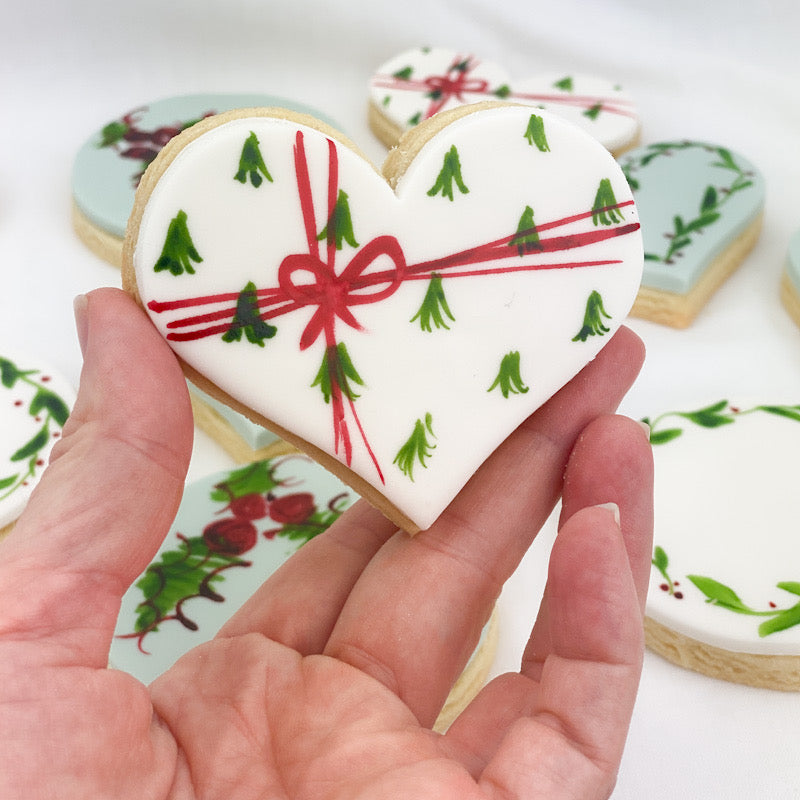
[73,294,89,356]
[637,419,651,440]
[595,501,621,527]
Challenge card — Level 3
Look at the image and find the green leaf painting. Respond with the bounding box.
[153,210,203,276]
[488,351,529,398]
[523,114,550,152]
[222,281,277,346]
[427,145,469,200]
[409,274,455,331]
[394,413,436,481]
[234,131,273,187]
[572,290,612,342]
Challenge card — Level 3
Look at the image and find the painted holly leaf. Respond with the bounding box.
[410,274,455,331]
[427,145,469,200]
[648,427,683,445]
[29,388,70,427]
[0,358,32,389]
[687,575,753,614]
[394,413,436,481]
[0,475,18,491]
[153,210,203,275]
[759,603,800,637]
[758,404,800,422]
[701,185,718,212]
[677,400,732,429]
[11,427,50,463]
[652,545,669,573]
[209,460,282,503]
[222,281,277,346]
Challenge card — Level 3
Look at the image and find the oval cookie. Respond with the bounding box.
[110,456,498,730]
[123,104,643,533]
[368,46,640,156]
[643,399,800,690]
[621,140,765,328]
[0,350,75,537]
[72,93,338,267]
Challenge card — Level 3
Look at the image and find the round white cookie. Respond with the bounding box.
[644,399,800,690]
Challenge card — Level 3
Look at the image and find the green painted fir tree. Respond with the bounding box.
[553,76,574,91]
[591,179,624,226]
[523,114,550,152]
[572,291,612,342]
[409,274,455,331]
[427,145,469,200]
[393,413,436,481]
[509,205,542,256]
[222,281,277,346]
[311,343,364,403]
[583,103,603,120]
[487,352,529,398]
[317,190,359,250]
[234,131,273,187]
[153,210,203,275]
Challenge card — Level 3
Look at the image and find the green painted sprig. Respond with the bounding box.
[153,210,203,275]
[222,281,277,346]
[488,352,529,398]
[410,274,455,331]
[394,413,436,481]
[427,145,469,200]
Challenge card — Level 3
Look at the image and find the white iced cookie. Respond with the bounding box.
[644,399,800,690]
[369,47,640,156]
[0,350,75,538]
[123,103,643,533]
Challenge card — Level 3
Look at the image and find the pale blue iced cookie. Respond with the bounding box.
[72,93,337,267]
[621,140,765,327]
[780,229,800,328]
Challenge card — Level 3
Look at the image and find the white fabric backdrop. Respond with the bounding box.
[3,1,799,796]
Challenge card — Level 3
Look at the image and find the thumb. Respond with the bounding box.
[0,288,193,668]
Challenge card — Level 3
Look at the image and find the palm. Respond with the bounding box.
[0,290,653,800]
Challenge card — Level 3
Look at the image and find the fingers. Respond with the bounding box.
[0,289,193,668]
[476,502,646,800]
[217,499,399,653]
[444,414,652,791]
[322,327,646,727]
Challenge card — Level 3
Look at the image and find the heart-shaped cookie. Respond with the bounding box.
[123,104,643,532]
[621,140,765,327]
[369,46,640,156]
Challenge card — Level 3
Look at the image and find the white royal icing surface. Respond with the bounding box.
[131,106,643,530]
[369,46,640,153]
[646,400,800,656]
[0,349,75,529]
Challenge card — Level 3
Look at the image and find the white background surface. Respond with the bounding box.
[3,0,799,796]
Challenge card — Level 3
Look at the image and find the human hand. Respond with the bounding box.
[0,288,652,800]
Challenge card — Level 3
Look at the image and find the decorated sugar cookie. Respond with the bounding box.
[0,350,75,538]
[110,456,498,730]
[643,399,800,690]
[779,229,800,329]
[368,47,640,156]
[621,140,765,328]
[123,103,643,532]
[72,93,337,268]
[188,382,284,463]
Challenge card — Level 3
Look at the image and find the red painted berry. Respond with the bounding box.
[203,517,257,555]
[228,493,269,521]
[268,492,316,525]
[660,583,669,592]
